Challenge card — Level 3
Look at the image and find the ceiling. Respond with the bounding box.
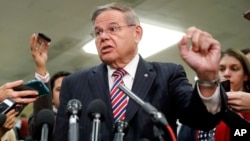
[0,0,249,86]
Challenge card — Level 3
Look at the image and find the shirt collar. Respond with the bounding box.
[107,54,139,79]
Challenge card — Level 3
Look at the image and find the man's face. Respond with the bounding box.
[93,10,142,68]
[53,76,64,109]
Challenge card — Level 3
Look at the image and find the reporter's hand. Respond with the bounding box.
[227,91,250,113]
[0,80,38,104]
[30,33,50,76]
[0,109,18,137]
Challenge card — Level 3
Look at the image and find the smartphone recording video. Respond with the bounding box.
[14,80,50,98]
[37,33,51,44]
[36,33,51,51]
[220,79,230,92]
[0,98,16,114]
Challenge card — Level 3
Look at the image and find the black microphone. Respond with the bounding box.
[67,99,82,141]
[118,84,168,126]
[37,109,55,141]
[87,99,107,141]
[113,120,129,141]
[0,114,6,126]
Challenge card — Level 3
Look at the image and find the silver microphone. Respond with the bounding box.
[118,84,168,126]
[67,99,82,141]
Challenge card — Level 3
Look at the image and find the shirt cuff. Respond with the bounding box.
[197,83,221,114]
[35,71,50,83]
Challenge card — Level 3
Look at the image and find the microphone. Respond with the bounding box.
[87,99,107,141]
[113,120,129,141]
[118,84,168,126]
[0,114,6,126]
[37,109,55,141]
[67,99,82,141]
[118,84,177,141]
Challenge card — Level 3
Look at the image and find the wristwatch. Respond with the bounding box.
[195,76,220,87]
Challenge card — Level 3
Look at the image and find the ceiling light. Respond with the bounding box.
[82,22,185,58]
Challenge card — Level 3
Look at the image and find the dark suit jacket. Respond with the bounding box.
[53,57,225,141]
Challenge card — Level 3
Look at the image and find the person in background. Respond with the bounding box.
[20,114,29,139]
[49,71,71,113]
[224,48,250,113]
[178,48,250,141]
[28,33,71,140]
[241,48,250,61]
[53,3,227,141]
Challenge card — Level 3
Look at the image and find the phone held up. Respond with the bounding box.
[220,79,230,92]
[36,33,51,51]
[14,79,50,98]
[0,98,16,114]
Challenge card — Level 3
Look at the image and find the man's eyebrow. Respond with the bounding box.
[94,22,119,29]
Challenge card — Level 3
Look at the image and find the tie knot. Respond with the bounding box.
[112,68,127,78]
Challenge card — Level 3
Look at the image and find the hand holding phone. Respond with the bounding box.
[36,33,51,51]
[0,98,16,114]
[14,80,50,98]
[37,33,51,44]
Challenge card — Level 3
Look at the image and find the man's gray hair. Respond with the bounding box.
[91,3,140,25]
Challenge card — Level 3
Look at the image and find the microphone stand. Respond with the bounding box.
[113,120,128,141]
[41,124,49,141]
[67,99,82,141]
[69,114,79,141]
[91,113,101,141]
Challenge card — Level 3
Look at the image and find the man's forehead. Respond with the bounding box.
[94,10,125,26]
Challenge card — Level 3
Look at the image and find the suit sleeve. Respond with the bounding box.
[170,64,227,131]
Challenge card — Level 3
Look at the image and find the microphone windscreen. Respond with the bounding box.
[87,99,107,122]
[67,99,82,116]
[37,109,55,128]
[0,114,6,126]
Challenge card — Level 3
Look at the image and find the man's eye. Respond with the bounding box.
[95,30,103,36]
[110,27,118,32]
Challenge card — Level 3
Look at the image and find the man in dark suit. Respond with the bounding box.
[53,3,225,141]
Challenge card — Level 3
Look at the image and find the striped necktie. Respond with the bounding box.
[110,69,128,121]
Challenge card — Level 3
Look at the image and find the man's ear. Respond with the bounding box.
[134,25,143,44]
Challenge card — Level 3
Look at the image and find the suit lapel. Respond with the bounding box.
[88,58,156,123]
[125,57,156,121]
[88,64,114,125]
